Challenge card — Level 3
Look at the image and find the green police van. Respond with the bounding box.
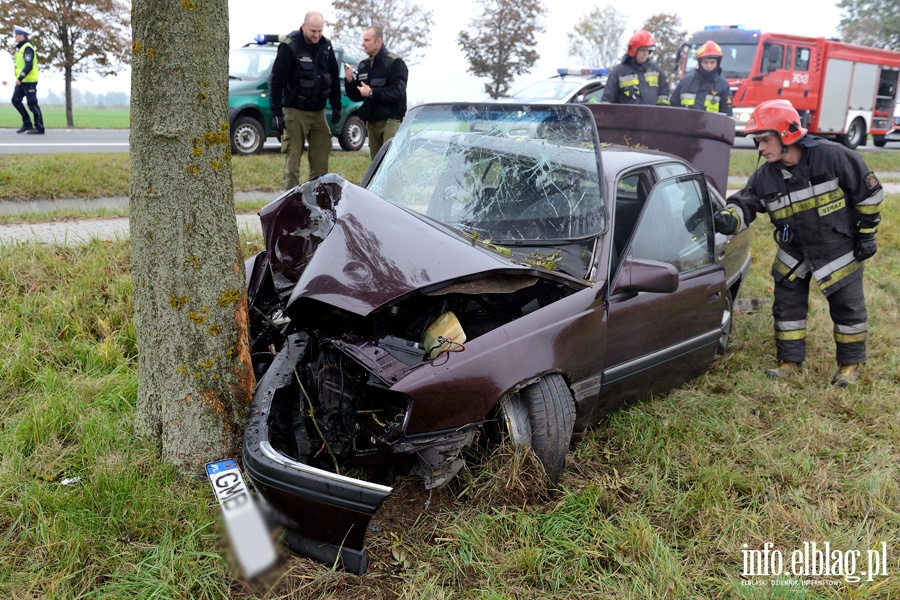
[228,36,367,156]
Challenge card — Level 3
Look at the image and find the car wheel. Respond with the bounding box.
[841,118,865,150]
[339,115,366,151]
[231,116,266,156]
[873,136,887,148]
[717,291,734,355]
[505,374,575,486]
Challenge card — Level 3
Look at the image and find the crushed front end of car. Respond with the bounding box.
[243,104,608,572]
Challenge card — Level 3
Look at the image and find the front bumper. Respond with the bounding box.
[242,332,392,574]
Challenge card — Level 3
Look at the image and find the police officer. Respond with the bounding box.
[671,41,733,116]
[712,100,882,386]
[343,26,408,159]
[601,30,670,106]
[268,11,342,190]
[12,25,44,134]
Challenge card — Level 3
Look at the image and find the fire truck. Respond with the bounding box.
[679,26,900,149]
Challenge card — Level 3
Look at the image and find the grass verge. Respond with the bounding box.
[0,106,130,129]
[1,193,898,597]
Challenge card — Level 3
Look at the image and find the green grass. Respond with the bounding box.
[0,106,130,129]
[0,152,372,205]
[1,192,899,596]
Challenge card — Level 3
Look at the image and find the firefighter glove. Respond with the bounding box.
[713,209,738,235]
[854,233,877,261]
[331,109,341,125]
[273,115,285,135]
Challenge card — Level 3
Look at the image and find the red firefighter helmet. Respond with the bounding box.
[696,41,723,59]
[627,30,656,56]
[744,99,807,145]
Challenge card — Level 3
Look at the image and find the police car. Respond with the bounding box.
[228,35,366,155]
[498,68,608,104]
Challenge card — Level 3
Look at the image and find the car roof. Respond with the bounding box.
[599,145,692,177]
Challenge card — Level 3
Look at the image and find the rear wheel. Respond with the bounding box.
[231,116,266,156]
[339,115,366,151]
[842,118,866,150]
[501,374,575,486]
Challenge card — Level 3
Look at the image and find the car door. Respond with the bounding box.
[599,171,726,413]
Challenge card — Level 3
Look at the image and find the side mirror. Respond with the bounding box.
[612,255,679,295]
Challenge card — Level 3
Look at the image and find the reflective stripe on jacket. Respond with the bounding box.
[601,56,669,105]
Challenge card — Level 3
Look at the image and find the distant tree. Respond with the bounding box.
[331,0,434,65]
[458,0,547,99]
[838,0,900,48]
[131,0,255,472]
[641,13,688,90]
[105,90,129,106]
[0,0,131,127]
[567,5,628,70]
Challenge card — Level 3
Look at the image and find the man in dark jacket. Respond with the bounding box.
[269,11,342,189]
[601,30,669,106]
[671,41,733,116]
[343,26,407,158]
[712,100,882,386]
[12,25,44,134]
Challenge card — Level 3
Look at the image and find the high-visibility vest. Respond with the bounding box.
[14,42,39,83]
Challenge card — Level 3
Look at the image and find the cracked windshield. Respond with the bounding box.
[366,104,606,245]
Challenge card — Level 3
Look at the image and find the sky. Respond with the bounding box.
[1,0,844,104]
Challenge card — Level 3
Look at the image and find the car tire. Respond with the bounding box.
[516,374,575,486]
[339,115,366,152]
[841,118,866,150]
[717,291,734,355]
[873,136,887,148]
[231,115,266,156]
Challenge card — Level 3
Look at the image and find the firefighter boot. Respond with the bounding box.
[831,364,860,387]
[765,361,802,380]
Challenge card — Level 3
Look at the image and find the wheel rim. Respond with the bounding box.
[234,123,261,154]
[718,294,733,354]
[849,121,863,147]
[347,120,364,148]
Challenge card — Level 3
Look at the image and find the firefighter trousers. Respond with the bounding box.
[772,271,867,365]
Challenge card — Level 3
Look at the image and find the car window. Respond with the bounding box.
[367,104,605,243]
[229,48,276,80]
[654,162,691,180]
[613,170,651,263]
[629,173,714,273]
[578,83,605,104]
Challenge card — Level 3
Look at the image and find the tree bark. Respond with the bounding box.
[130,0,254,474]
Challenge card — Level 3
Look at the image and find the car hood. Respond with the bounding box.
[260,175,585,317]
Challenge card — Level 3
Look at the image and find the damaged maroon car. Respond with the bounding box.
[242,103,751,573]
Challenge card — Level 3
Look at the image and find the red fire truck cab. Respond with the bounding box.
[680,27,900,149]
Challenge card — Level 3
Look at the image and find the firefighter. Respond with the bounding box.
[712,100,882,386]
[601,30,670,106]
[671,41,733,116]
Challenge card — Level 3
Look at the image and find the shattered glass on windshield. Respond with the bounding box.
[366,104,606,244]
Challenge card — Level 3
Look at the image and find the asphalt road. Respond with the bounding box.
[0,128,347,154]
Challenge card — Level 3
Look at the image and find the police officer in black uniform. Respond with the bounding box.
[343,25,408,159]
[269,11,342,189]
[12,25,44,134]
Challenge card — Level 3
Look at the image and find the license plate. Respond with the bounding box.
[206,459,277,578]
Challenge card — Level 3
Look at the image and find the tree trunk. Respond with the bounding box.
[130,0,254,474]
[65,66,73,128]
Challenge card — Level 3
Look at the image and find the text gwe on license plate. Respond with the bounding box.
[206,458,276,578]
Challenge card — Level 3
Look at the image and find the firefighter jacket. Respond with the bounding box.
[671,67,732,116]
[601,55,669,105]
[14,41,39,83]
[268,29,341,116]
[344,46,408,122]
[725,135,883,297]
